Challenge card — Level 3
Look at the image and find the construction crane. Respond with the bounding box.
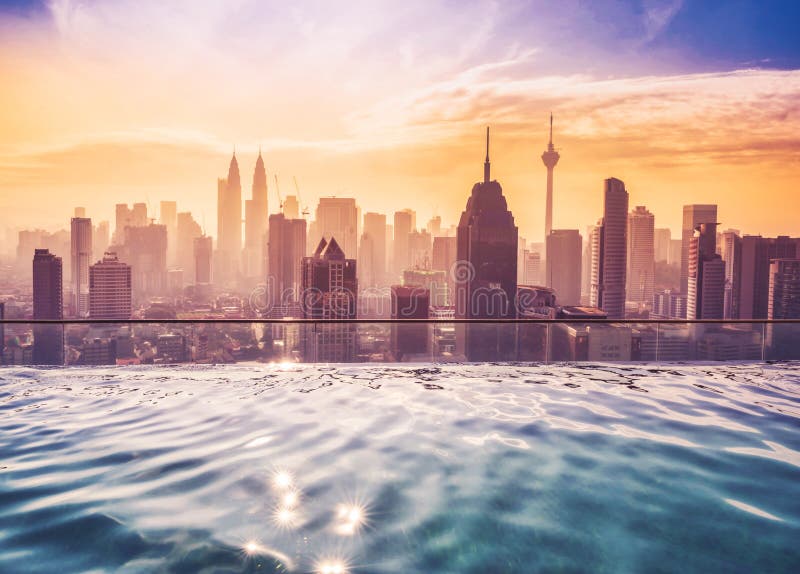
[274,174,283,211]
[293,176,310,217]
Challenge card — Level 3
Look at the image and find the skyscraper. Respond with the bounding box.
[359,212,387,288]
[217,152,242,279]
[687,223,725,319]
[312,198,359,264]
[626,206,655,307]
[268,213,307,313]
[393,209,415,278]
[654,228,671,263]
[33,248,63,320]
[541,113,560,260]
[720,229,742,319]
[244,150,268,280]
[32,248,64,365]
[301,237,358,362]
[70,216,92,317]
[681,204,717,297]
[122,224,168,299]
[546,229,582,305]
[768,259,800,319]
[89,253,132,320]
[193,236,213,285]
[113,203,147,244]
[456,128,518,320]
[590,178,629,319]
[733,235,798,319]
[176,212,203,282]
[159,201,177,265]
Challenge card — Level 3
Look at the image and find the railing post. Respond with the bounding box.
[761,322,766,362]
[655,321,660,363]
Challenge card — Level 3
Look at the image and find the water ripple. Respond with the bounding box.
[1,362,799,573]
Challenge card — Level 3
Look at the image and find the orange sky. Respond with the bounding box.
[1,1,799,245]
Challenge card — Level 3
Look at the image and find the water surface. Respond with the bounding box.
[1,362,799,573]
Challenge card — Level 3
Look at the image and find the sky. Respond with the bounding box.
[0,0,799,244]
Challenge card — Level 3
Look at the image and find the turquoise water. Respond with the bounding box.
[1,363,799,573]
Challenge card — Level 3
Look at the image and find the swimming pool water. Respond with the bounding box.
[1,362,799,573]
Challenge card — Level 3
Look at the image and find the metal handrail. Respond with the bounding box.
[2,319,799,325]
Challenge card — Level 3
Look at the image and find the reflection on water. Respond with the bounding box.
[1,362,799,573]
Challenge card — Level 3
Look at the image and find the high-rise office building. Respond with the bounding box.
[432,236,457,302]
[720,229,742,319]
[113,203,147,244]
[681,204,717,297]
[426,216,442,237]
[123,224,168,298]
[217,152,242,279]
[70,216,92,317]
[391,285,430,360]
[176,212,203,282]
[93,221,110,259]
[193,236,213,285]
[244,150,269,280]
[768,259,800,319]
[393,209,415,278]
[359,212,387,288]
[159,201,177,265]
[267,213,307,313]
[408,229,432,269]
[33,249,63,320]
[590,178,629,319]
[455,128,518,320]
[654,228,671,263]
[283,195,300,219]
[541,113,560,260]
[311,198,359,265]
[32,249,64,365]
[687,223,725,319]
[626,206,655,307]
[523,250,542,286]
[732,235,798,319]
[89,253,132,320]
[581,224,595,303]
[546,229,582,305]
[301,237,358,362]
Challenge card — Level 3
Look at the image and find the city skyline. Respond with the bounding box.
[1,1,800,241]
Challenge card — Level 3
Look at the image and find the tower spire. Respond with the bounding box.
[484,126,491,183]
[548,113,554,150]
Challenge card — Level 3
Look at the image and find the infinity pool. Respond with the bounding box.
[1,363,799,573]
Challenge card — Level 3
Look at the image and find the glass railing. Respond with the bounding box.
[2,319,799,366]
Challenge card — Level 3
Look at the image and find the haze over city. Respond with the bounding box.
[1,0,799,240]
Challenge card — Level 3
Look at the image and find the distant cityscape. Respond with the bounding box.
[1,118,799,365]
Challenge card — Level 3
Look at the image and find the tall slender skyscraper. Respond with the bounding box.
[687,223,725,319]
[627,206,655,307]
[70,216,92,317]
[32,249,64,365]
[393,209,415,278]
[159,201,177,266]
[768,259,800,319]
[456,127,518,320]
[541,113,560,257]
[217,152,242,280]
[360,212,387,287]
[244,150,269,280]
[193,236,213,285]
[311,198,359,264]
[681,204,717,298]
[268,213,307,313]
[546,229,582,305]
[590,178,629,319]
